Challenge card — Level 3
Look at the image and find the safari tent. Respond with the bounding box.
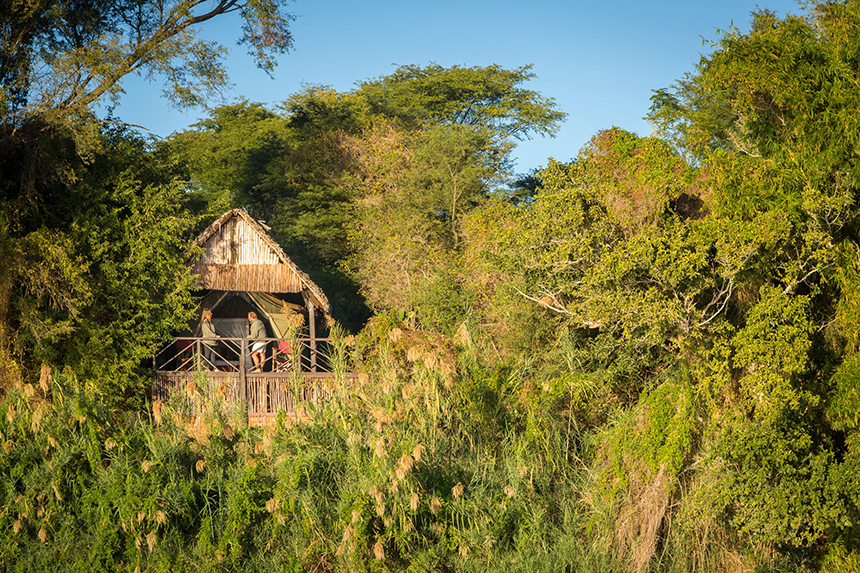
[153,209,345,422]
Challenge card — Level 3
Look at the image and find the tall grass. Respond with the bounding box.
[0,321,841,572]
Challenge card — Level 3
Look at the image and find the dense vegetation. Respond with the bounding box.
[3,1,860,571]
[0,0,295,406]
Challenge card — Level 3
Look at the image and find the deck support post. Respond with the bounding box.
[152,352,157,400]
[240,337,247,407]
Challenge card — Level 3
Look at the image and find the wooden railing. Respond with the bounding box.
[152,337,352,421]
[153,336,334,374]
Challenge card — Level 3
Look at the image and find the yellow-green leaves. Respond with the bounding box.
[733,286,813,423]
[828,354,860,433]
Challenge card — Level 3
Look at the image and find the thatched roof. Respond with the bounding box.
[191,209,331,313]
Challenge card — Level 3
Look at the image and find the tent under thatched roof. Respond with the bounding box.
[190,209,330,314]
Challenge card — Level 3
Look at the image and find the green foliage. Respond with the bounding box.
[705,416,845,549]
[6,0,860,569]
[162,100,291,218]
[828,353,860,433]
[2,0,295,122]
[598,374,699,493]
[832,242,860,354]
[647,80,737,161]
[358,63,566,144]
[463,129,739,364]
[163,64,565,329]
[439,5,860,566]
[1,0,296,394]
[412,267,476,335]
[637,379,698,477]
[0,322,593,572]
[345,122,500,319]
[1,127,197,404]
[732,285,814,423]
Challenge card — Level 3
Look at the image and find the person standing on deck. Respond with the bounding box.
[200,309,219,369]
[247,312,267,372]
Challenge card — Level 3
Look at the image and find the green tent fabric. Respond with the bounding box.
[189,291,306,339]
[245,292,303,339]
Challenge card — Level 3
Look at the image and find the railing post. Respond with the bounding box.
[309,302,317,373]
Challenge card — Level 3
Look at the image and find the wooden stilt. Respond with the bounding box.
[240,337,247,407]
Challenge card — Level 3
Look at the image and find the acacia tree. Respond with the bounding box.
[358,63,565,144]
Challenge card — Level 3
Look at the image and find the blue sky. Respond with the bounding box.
[112,0,801,173]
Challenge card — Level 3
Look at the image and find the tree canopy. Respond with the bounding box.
[2,0,294,121]
[358,63,565,144]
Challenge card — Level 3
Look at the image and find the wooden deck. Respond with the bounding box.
[153,336,354,423]
[152,371,355,422]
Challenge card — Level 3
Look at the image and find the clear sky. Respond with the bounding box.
[111,0,801,174]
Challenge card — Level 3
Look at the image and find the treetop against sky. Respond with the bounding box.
[110,0,801,172]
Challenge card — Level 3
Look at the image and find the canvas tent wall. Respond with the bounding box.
[247,292,305,338]
[192,291,305,339]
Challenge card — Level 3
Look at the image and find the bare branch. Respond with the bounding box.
[511,285,573,316]
[698,276,734,329]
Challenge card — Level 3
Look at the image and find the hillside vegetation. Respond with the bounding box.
[2,1,860,571]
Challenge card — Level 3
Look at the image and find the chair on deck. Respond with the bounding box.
[273,340,293,372]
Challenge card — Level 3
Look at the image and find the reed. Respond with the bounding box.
[0,320,830,572]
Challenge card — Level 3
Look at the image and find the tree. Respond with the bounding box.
[161,100,292,225]
[1,0,295,206]
[2,0,294,121]
[0,0,296,395]
[344,121,499,324]
[160,92,370,328]
[358,64,565,145]
[164,65,566,329]
[600,3,860,557]
[2,127,198,405]
[340,66,564,327]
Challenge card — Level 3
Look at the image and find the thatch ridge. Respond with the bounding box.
[192,209,331,314]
